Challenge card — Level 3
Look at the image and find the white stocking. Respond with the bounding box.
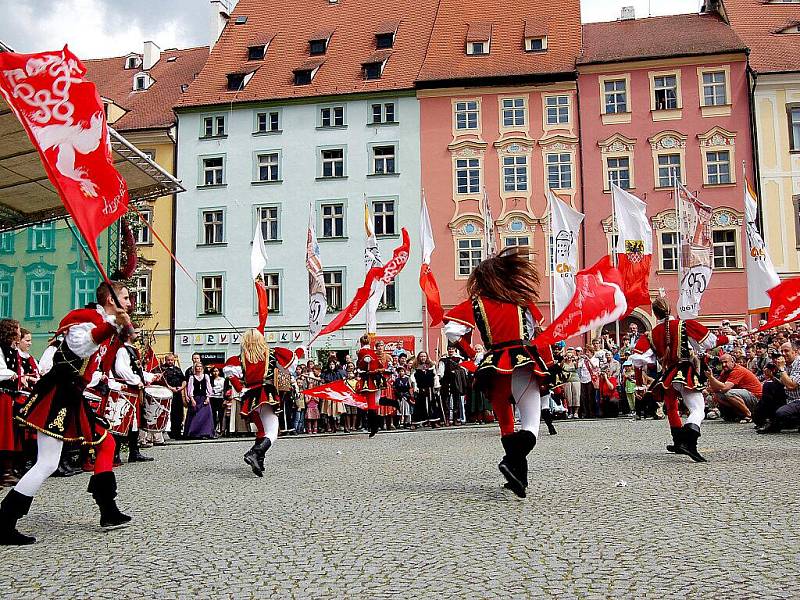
[15,434,63,497]
[676,384,705,427]
[512,367,542,436]
[258,404,279,444]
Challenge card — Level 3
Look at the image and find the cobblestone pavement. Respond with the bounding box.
[1,419,799,599]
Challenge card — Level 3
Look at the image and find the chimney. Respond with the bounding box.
[210,0,231,49]
[620,6,635,20]
[143,41,161,70]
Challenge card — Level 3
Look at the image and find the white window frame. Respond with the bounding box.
[656,153,682,188]
[456,238,483,278]
[319,105,346,128]
[262,271,281,314]
[202,114,226,138]
[370,101,397,124]
[134,209,152,245]
[503,155,528,192]
[659,231,679,272]
[454,100,479,131]
[256,205,281,242]
[455,158,481,195]
[371,144,397,175]
[201,209,225,245]
[256,152,280,182]
[200,274,224,316]
[319,147,346,178]
[712,228,738,269]
[323,269,344,312]
[544,95,570,126]
[254,109,281,134]
[320,203,346,238]
[501,97,526,129]
[130,272,151,316]
[200,156,225,186]
[372,199,396,236]
[705,150,732,185]
[546,153,572,190]
[606,156,631,190]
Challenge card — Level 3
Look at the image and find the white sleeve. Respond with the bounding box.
[114,348,142,386]
[143,371,156,384]
[630,349,655,369]
[65,322,104,359]
[444,321,471,343]
[223,364,243,378]
[0,348,14,382]
[38,346,56,375]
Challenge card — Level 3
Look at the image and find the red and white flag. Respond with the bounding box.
[744,177,780,313]
[251,223,269,333]
[677,184,713,318]
[303,379,367,409]
[307,203,327,342]
[535,258,627,348]
[0,47,129,279]
[319,229,410,337]
[419,192,443,326]
[364,200,383,336]
[758,278,800,332]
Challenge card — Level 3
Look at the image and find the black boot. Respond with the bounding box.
[499,430,536,498]
[243,439,264,477]
[87,471,132,529]
[367,410,381,438]
[675,423,707,463]
[755,419,781,434]
[254,437,272,473]
[542,409,557,436]
[666,427,683,453]
[0,489,36,545]
[128,431,153,463]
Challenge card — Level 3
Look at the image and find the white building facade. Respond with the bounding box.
[174,92,423,364]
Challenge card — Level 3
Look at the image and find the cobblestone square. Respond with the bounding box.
[1,420,799,599]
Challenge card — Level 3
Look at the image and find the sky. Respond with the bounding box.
[0,0,703,59]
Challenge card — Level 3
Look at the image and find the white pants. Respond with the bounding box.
[258,404,279,444]
[512,367,542,437]
[673,382,705,427]
[15,435,62,497]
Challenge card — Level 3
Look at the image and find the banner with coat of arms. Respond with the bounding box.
[676,184,713,318]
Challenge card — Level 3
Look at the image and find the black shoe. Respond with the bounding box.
[498,459,526,498]
[675,423,707,463]
[87,472,132,529]
[542,409,557,436]
[254,437,272,473]
[666,426,683,453]
[0,490,36,545]
[128,452,154,463]
[367,410,380,438]
[755,419,781,434]
[243,441,263,477]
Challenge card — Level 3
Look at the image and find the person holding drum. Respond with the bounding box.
[1,281,133,545]
[223,329,297,478]
[113,327,156,463]
[0,319,23,488]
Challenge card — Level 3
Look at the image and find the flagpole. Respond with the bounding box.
[674,167,682,306]
[610,185,620,346]
[548,201,555,322]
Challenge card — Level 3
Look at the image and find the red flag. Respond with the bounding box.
[303,379,367,409]
[0,47,129,280]
[319,228,411,336]
[255,278,269,334]
[758,278,800,332]
[419,264,444,326]
[535,258,628,348]
[143,347,159,372]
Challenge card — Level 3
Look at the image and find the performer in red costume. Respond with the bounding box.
[0,282,133,545]
[356,335,391,438]
[223,329,297,477]
[631,297,730,463]
[442,248,553,498]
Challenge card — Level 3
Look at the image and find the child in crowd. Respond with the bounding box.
[393,367,412,428]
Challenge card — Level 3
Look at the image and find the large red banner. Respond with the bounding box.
[0,46,129,277]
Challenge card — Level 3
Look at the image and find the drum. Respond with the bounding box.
[143,385,172,433]
[101,389,137,436]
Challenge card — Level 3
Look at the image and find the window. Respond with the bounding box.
[125,56,139,69]
[455,100,479,130]
[706,151,731,185]
[363,62,383,80]
[503,156,528,192]
[373,200,395,235]
[545,95,570,125]
[129,273,150,315]
[0,232,15,253]
[135,210,152,245]
[654,75,678,110]
[0,279,11,318]
[294,69,314,85]
[378,280,396,310]
[320,106,345,127]
[457,239,483,276]
[467,41,488,55]
[546,153,572,189]
[247,45,266,61]
[134,74,147,91]
[712,230,737,269]
[604,79,627,114]
[321,149,345,178]
[376,33,394,49]
[201,275,223,315]
[258,206,280,241]
[73,274,98,309]
[202,210,224,245]
[309,39,327,55]
[660,232,679,271]
[263,272,280,313]
[324,270,343,311]
[203,115,225,137]
[321,204,345,238]
[29,223,55,251]
[372,145,396,175]
[502,98,525,127]
[28,278,52,318]
[657,154,681,187]
[504,236,530,248]
[202,157,224,186]
[255,111,280,133]
[371,102,396,124]
[607,157,631,190]
[257,153,280,182]
[702,71,727,106]
[525,37,547,52]
[790,105,800,151]
[455,158,481,194]
[226,73,246,91]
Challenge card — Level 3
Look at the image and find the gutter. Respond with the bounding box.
[169,120,179,353]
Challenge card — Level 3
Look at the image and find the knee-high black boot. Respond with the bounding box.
[499,430,536,498]
[666,427,683,453]
[243,439,264,477]
[367,409,381,438]
[254,437,272,474]
[87,471,132,529]
[0,489,36,545]
[128,430,153,463]
[675,423,707,463]
[541,409,557,435]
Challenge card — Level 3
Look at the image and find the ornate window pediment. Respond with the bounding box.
[447,139,487,157]
[23,261,56,278]
[493,137,535,154]
[650,206,743,231]
[449,214,485,236]
[496,211,536,235]
[598,133,637,154]
[697,126,736,147]
[538,133,578,150]
[648,130,687,151]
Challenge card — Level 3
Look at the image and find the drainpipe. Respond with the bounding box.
[746,53,763,232]
[169,121,179,352]
[575,71,589,345]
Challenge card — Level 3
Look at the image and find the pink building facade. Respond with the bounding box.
[577,14,754,331]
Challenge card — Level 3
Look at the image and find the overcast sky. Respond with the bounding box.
[0,0,702,58]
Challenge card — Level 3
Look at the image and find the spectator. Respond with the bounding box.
[751,363,786,427]
[156,353,187,441]
[706,354,762,423]
[410,351,439,429]
[208,366,226,437]
[439,346,468,426]
[393,366,412,428]
[342,363,358,433]
[577,346,597,418]
[756,341,800,434]
[748,342,769,381]
[560,348,581,418]
[184,363,215,439]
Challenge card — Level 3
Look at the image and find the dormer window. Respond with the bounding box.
[309,30,333,56]
[467,41,488,55]
[776,22,800,34]
[248,45,266,60]
[125,55,140,69]
[525,36,547,52]
[226,71,255,91]
[294,60,323,85]
[466,23,491,56]
[376,33,394,49]
[363,62,384,80]
[133,73,151,91]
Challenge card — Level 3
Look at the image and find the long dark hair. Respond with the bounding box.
[0,319,20,347]
[466,247,540,306]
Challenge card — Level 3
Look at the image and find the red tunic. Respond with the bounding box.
[356,347,389,393]
[224,347,295,415]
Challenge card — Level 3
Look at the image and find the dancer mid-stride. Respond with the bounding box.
[223,329,297,477]
[443,248,553,498]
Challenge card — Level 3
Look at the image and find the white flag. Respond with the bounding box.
[481,188,496,258]
[676,184,713,318]
[250,222,268,281]
[364,200,384,335]
[548,190,584,318]
[744,178,780,312]
[612,185,653,310]
[306,203,326,341]
[421,192,435,266]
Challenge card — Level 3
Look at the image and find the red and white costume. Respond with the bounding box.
[355,345,389,410]
[0,343,22,454]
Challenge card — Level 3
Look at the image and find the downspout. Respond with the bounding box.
[575,69,588,345]
[746,53,763,232]
[169,120,179,353]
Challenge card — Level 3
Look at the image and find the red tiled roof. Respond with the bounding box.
[466,23,492,43]
[722,0,800,73]
[578,13,746,66]
[85,46,209,131]
[524,21,548,38]
[416,0,580,83]
[177,0,439,108]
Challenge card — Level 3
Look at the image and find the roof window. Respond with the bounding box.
[309,29,334,55]
[247,34,275,61]
[294,60,323,85]
[235,15,248,24]
[133,72,152,91]
[375,21,399,49]
[524,21,548,52]
[125,55,141,69]
[466,23,491,56]
[226,71,255,91]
